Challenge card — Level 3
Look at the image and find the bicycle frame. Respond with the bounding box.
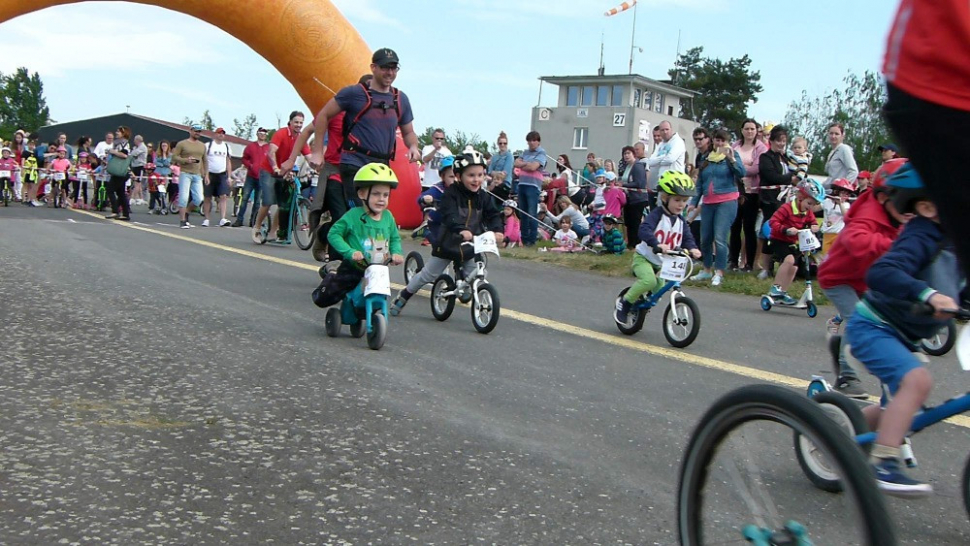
[854,391,970,447]
[274,175,308,244]
[438,255,489,304]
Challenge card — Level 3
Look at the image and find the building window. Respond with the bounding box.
[611,85,624,106]
[573,127,589,149]
[643,90,653,111]
[668,105,674,116]
[596,85,610,106]
[581,86,594,106]
[633,88,642,108]
[655,92,664,113]
[566,86,579,106]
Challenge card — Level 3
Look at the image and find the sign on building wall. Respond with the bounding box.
[613,113,626,127]
[638,120,651,141]
[577,108,589,118]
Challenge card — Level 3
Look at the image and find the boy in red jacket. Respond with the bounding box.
[766,179,823,305]
[817,158,910,397]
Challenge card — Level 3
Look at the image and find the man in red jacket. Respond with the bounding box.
[232,128,269,227]
[818,158,910,397]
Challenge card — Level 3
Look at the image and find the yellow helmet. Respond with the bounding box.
[354,163,399,189]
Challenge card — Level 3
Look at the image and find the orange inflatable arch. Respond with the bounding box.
[0,0,423,227]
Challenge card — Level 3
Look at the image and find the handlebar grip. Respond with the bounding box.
[911,301,970,319]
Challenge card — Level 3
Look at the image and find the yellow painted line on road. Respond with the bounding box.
[73,208,970,430]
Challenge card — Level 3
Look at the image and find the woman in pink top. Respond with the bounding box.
[729,118,768,272]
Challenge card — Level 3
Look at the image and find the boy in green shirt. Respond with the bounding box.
[312,163,403,308]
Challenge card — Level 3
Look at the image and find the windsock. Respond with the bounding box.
[604,0,636,16]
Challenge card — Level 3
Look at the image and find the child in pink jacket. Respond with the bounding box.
[503,200,522,248]
[604,178,627,217]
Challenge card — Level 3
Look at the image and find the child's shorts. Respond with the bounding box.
[845,313,926,396]
[769,239,801,264]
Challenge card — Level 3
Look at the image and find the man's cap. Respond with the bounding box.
[372,47,400,67]
[190,123,203,131]
[215,127,226,134]
[877,143,898,152]
[858,170,872,179]
[257,127,268,133]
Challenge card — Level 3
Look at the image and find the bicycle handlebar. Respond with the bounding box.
[911,302,970,320]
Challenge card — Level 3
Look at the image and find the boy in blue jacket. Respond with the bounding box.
[845,164,961,498]
[615,171,701,324]
[414,155,455,246]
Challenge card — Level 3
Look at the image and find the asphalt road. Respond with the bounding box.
[1,205,969,544]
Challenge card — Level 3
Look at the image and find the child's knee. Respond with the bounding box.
[901,367,933,398]
[783,254,795,265]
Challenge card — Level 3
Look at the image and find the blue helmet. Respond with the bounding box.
[797,179,825,203]
[438,155,455,173]
[885,163,926,213]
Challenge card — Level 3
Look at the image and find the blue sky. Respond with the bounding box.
[1,0,897,149]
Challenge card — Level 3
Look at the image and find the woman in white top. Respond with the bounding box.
[823,122,859,189]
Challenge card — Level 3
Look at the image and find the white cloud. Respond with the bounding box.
[331,0,408,31]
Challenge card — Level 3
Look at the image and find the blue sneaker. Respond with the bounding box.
[780,294,798,306]
[389,295,407,317]
[615,298,632,324]
[768,284,785,298]
[873,458,932,498]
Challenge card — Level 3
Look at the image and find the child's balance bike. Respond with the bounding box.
[429,232,501,334]
[760,229,820,318]
[613,247,701,348]
[325,262,392,350]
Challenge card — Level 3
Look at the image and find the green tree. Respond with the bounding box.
[782,70,891,174]
[232,113,259,140]
[416,126,489,157]
[182,109,215,131]
[0,67,53,140]
[668,46,763,133]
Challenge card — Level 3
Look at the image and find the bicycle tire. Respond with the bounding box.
[430,275,456,321]
[471,283,500,334]
[404,251,424,285]
[962,453,970,521]
[295,198,312,250]
[367,312,387,350]
[678,384,895,546]
[663,295,701,348]
[614,287,646,335]
[794,391,870,492]
[921,320,956,357]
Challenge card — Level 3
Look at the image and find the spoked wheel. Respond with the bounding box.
[430,274,456,322]
[614,287,646,335]
[794,391,869,492]
[325,308,341,338]
[169,198,180,214]
[678,384,895,546]
[367,312,387,350]
[921,320,956,357]
[404,251,424,285]
[663,295,700,348]
[471,283,500,334]
[294,199,312,250]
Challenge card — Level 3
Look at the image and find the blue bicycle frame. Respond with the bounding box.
[854,392,970,447]
[633,278,683,312]
[340,280,389,335]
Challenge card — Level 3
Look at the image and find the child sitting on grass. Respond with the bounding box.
[845,164,960,497]
[765,179,824,305]
[551,215,579,252]
[615,171,701,324]
[601,214,625,255]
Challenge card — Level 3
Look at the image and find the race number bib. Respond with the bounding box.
[797,229,820,252]
[659,255,690,282]
[0,170,10,179]
[53,172,66,181]
[78,172,89,182]
[473,232,500,256]
[363,265,391,296]
[157,184,167,193]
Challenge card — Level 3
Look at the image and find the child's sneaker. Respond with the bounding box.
[390,295,407,316]
[691,271,712,282]
[780,293,798,305]
[872,458,933,498]
[769,284,786,298]
[826,315,843,337]
[614,298,632,324]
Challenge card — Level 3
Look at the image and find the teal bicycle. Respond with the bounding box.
[257,171,311,249]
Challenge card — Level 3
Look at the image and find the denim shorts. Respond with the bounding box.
[258,170,279,206]
[178,172,204,208]
[845,313,925,396]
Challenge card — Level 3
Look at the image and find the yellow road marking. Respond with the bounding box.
[72,208,970,430]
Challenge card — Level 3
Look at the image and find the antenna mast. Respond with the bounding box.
[628,1,638,74]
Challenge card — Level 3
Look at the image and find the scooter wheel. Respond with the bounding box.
[807,378,829,398]
[325,308,340,337]
[760,296,772,311]
[807,302,818,318]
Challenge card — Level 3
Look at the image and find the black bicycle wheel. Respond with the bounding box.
[366,312,387,350]
[294,198,312,250]
[662,295,701,348]
[794,391,870,492]
[962,453,970,521]
[614,287,646,335]
[471,283,500,334]
[921,320,956,357]
[678,384,895,546]
[404,251,424,285]
[430,274,456,322]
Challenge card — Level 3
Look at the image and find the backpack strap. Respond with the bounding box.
[341,84,400,162]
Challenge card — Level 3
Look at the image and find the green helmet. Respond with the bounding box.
[658,170,696,197]
[354,163,399,189]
